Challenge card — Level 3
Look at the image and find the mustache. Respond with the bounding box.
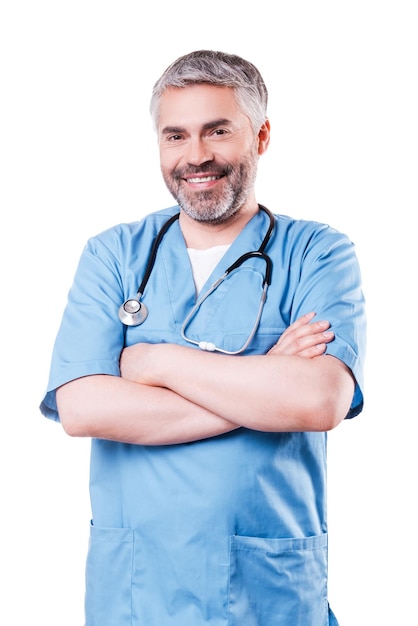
[172,162,233,180]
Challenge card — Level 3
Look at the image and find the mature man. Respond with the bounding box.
[41,50,366,625]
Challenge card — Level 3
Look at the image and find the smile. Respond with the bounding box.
[186,175,223,183]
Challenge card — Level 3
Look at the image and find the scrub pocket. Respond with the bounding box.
[227,533,330,626]
[84,523,134,626]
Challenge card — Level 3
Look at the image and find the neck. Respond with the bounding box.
[179,200,260,250]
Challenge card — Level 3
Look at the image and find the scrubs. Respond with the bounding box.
[40,207,366,625]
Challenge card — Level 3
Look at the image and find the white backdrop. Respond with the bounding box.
[1,1,416,624]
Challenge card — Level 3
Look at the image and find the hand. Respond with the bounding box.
[267,312,334,358]
[120,342,155,384]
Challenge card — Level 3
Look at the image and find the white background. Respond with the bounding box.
[1,1,417,624]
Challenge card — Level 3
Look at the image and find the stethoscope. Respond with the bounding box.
[119,205,274,355]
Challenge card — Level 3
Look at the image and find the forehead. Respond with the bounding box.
[158,84,247,131]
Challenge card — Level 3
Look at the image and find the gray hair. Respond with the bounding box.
[150,50,268,134]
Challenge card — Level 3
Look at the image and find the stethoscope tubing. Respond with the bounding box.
[179,280,269,354]
[119,205,275,354]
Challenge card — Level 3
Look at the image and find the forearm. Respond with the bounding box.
[56,374,239,445]
[128,344,354,432]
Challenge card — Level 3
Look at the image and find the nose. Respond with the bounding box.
[185,136,214,166]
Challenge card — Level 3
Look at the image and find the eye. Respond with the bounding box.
[212,128,228,136]
[167,134,183,141]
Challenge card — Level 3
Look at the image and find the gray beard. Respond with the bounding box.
[162,148,259,225]
[175,182,243,224]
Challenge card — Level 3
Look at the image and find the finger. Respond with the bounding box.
[280,312,316,337]
[268,330,334,356]
[279,317,330,344]
[293,330,334,351]
[297,343,328,358]
[291,311,316,326]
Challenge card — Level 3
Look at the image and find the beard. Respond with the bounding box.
[161,145,259,225]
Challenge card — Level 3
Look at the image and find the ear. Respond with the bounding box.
[257,119,270,155]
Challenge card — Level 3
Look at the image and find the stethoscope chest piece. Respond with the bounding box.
[118,297,148,326]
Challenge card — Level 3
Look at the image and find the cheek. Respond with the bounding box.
[160,165,174,188]
[159,146,180,171]
[160,160,178,184]
[219,138,257,163]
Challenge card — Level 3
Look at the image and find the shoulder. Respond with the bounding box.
[271,212,354,254]
[273,212,346,236]
[85,206,181,252]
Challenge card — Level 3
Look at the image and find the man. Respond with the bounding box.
[40,50,366,625]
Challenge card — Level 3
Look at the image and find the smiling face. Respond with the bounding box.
[157,84,269,225]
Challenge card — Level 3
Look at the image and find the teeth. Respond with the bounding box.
[187,176,220,183]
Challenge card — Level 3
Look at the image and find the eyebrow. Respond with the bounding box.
[160,118,233,135]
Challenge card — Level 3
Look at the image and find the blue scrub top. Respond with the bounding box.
[40,207,366,626]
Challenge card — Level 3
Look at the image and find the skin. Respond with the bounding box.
[158,84,271,248]
[57,84,355,445]
[159,85,263,231]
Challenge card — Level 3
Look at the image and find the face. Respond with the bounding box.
[157,84,267,224]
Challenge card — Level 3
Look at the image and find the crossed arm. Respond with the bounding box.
[56,312,355,445]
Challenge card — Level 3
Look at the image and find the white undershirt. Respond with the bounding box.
[187,244,230,294]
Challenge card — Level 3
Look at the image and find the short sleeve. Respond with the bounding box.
[40,229,126,421]
[288,224,366,418]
